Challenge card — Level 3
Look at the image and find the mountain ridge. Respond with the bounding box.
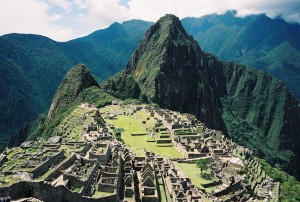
[0,20,151,144]
[1,12,300,151]
[182,11,300,101]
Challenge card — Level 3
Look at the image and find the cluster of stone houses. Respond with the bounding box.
[145,106,233,160]
[0,103,278,202]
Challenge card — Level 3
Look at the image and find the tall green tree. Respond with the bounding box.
[196,158,211,174]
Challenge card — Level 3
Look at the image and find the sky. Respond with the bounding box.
[0,0,299,41]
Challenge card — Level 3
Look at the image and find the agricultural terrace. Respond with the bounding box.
[101,105,183,158]
[60,105,94,142]
[174,162,217,193]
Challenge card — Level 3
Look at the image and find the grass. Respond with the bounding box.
[6,147,24,159]
[174,162,216,193]
[73,187,82,193]
[104,114,182,158]
[0,175,19,187]
[93,191,114,197]
[157,178,168,202]
[132,109,156,130]
[59,106,92,142]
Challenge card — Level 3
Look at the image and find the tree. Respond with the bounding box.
[113,128,124,141]
[95,109,100,118]
[196,158,211,174]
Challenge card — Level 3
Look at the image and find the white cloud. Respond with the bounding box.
[49,0,73,12]
[83,0,129,28]
[80,0,300,32]
[49,14,64,22]
[126,0,300,23]
[49,0,87,12]
[0,0,299,41]
[0,0,77,41]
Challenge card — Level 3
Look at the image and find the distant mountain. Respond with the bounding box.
[182,11,300,100]
[105,14,300,178]
[0,20,152,144]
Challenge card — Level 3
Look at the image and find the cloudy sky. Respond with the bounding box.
[0,0,299,41]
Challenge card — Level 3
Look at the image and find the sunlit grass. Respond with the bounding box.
[105,114,182,158]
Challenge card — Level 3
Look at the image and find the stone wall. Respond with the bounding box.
[45,154,77,182]
[141,196,159,202]
[98,183,116,193]
[81,163,100,196]
[63,173,85,189]
[31,150,65,178]
[201,180,222,188]
[173,142,188,157]
[213,180,242,197]
[78,143,92,156]
[0,181,117,202]
[0,181,31,198]
[187,153,207,159]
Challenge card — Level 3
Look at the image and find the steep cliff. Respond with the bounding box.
[105,14,300,177]
[46,64,99,124]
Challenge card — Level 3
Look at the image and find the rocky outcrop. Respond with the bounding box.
[105,14,300,177]
[46,64,99,125]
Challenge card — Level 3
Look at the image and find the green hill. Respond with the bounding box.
[0,20,152,140]
[182,11,300,100]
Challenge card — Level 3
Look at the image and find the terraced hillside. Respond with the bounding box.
[0,103,289,201]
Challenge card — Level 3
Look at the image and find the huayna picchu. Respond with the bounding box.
[105,14,300,177]
[1,14,300,201]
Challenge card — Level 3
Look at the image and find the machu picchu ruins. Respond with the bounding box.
[0,102,279,201]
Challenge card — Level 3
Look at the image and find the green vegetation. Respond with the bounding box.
[257,158,300,202]
[2,13,300,151]
[196,159,211,174]
[11,65,116,143]
[58,106,91,142]
[104,74,141,100]
[174,162,216,193]
[106,13,300,178]
[0,20,152,142]
[73,187,82,193]
[93,191,114,197]
[182,12,300,100]
[113,128,124,141]
[157,178,169,202]
[104,114,182,158]
[221,62,299,172]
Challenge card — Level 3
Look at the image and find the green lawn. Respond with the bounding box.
[93,191,114,197]
[105,115,182,158]
[174,162,216,193]
[73,187,82,193]
[157,178,168,202]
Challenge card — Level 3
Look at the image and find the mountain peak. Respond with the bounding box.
[157,14,180,23]
[107,14,220,126]
[123,14,201,75]
[150,14,189,42]
[46,64,99,124]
